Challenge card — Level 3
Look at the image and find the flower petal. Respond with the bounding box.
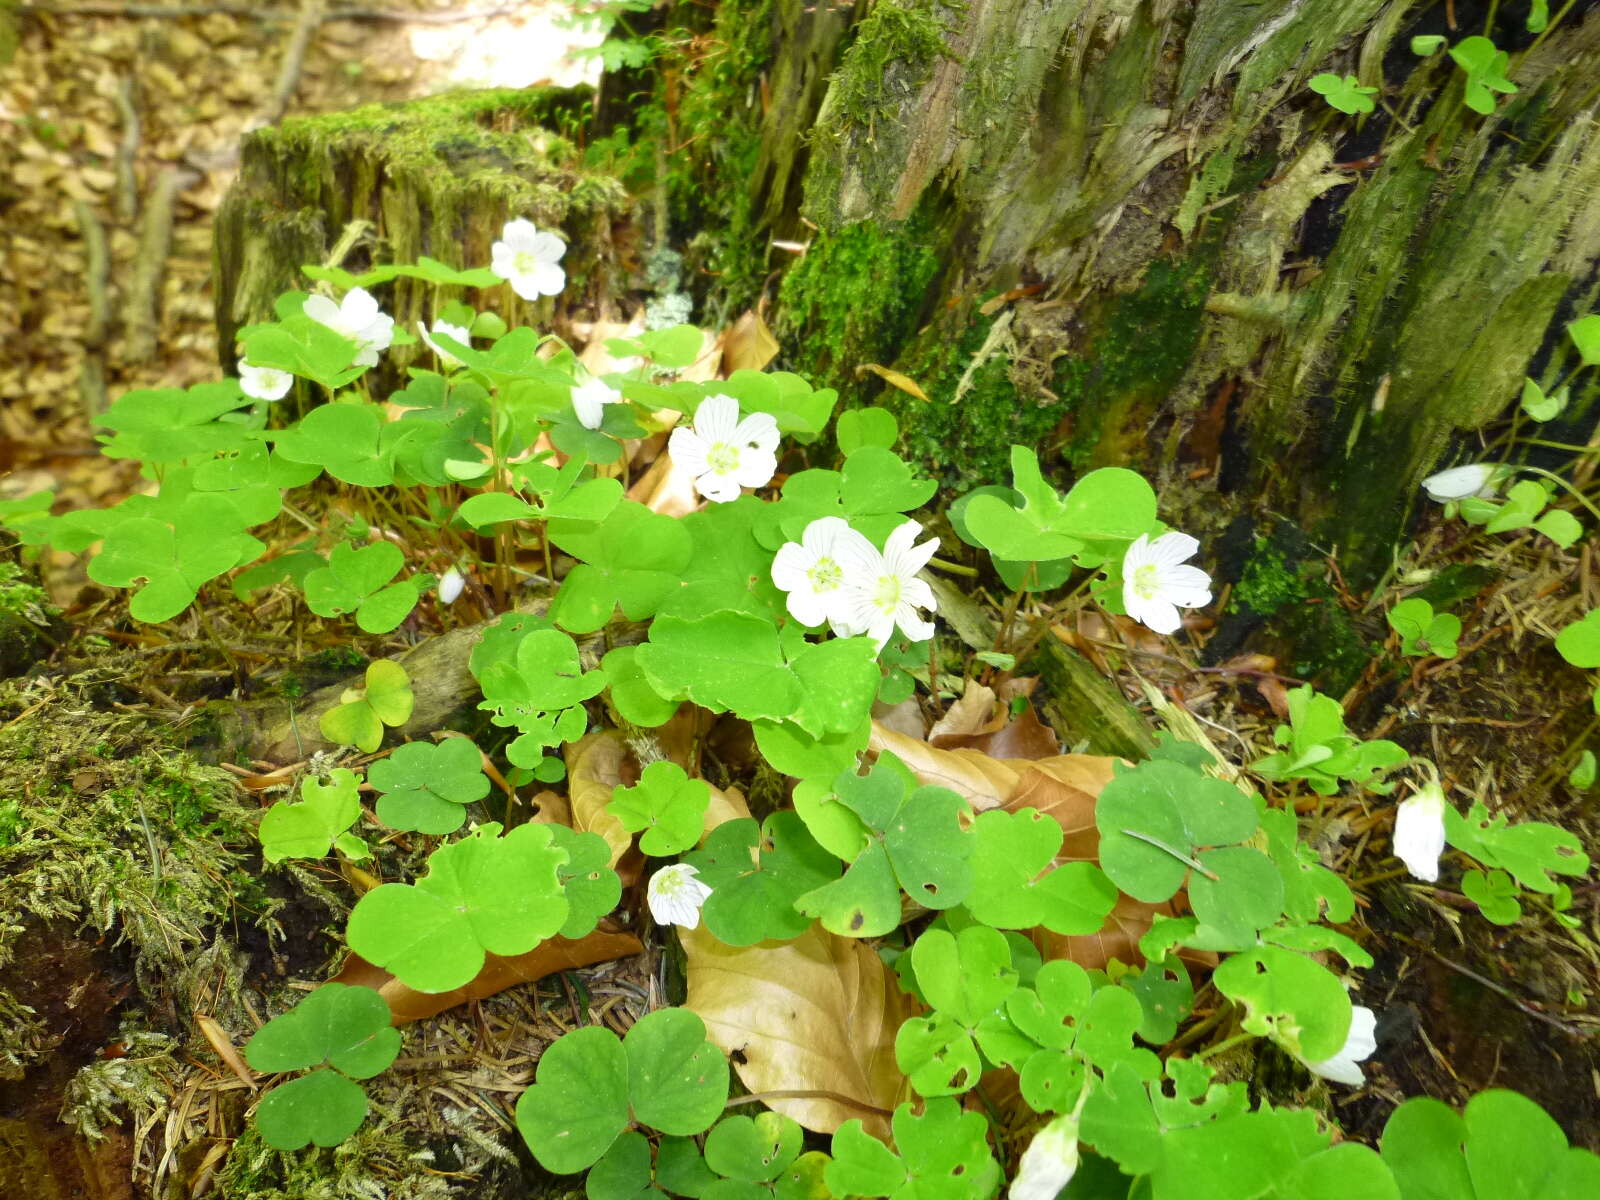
[733,410,780,453]
[694,394,740,443]
[1148,531,1200,566]
[771,543,816,593]
[732,447,777,491]
[669,428,710,477]
[694,470,742,503]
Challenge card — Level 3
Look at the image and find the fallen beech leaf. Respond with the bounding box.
[928,680,1000,740]
[330,925,643,1025]
[854,363,929,402]
[872,697,928,740]
[932,701,1060,761]
[683,922,911,1139]
[721,309,780,374]
[868,722,1021,811]
[527,789,573,826]
[565,732,635,866]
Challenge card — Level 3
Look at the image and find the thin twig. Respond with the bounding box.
[1410,939,1597,1038]
[122,165,192,363]
[73,198,110,420]
[250,0,324,131]
[111,75,140,224]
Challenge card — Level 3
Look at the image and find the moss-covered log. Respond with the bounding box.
[213,87,630,378]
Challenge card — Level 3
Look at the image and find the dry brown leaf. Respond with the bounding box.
[872,697,928,740]
[565,731,635,865]
[683,922,912,1140]
[855,363,929,401]
[526,789,573,827]
[868,721,1022,811]
[931,701,1061,761]
[928,680,1000,741]
[720,309,780,374]
[329,925,643,1025]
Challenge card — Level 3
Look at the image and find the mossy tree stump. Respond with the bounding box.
[213,88,631,379]
[643,0,1600,582]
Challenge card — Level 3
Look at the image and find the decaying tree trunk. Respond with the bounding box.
[213,87,631,379]
[211,0,1600,736]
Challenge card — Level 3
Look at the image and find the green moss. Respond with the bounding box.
[1233,538,1307,616]
[1057,255,1213,470]
[825,0,953,130]
[216,87,629,366]
[1231,534,1373,693]
[776,205,942,382]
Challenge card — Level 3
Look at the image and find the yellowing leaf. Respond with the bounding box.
[855,363,929,402]
[683,923,911,1140]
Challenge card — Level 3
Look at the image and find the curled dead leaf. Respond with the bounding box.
[854,363,929,402]
[329,924,643,1025]
[683,922,911,1140]
[195,1013,255,1087]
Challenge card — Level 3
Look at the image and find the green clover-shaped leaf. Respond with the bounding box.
[549,824,623,939]
[704,1112,804,1183]
[608,760,711,857]
[303,540,428,634]
[836,408,899,456]
[548,500,693,633]
[347,822,569,992]
[1213,945,1350,1062]
[966,807,1117,935]
[1309,72,1379,114]
[683,812,839,945]
[254,1069,370,1151]
[517,1009,730,1174]
[1095,759,1255,902]
[368,738,489,834]
[637,612,802,723]
[796,755,972,935]
[245,983,400,1078]
[825,1100,999,1200]
[258,767,364,862]
[319,660,414,753]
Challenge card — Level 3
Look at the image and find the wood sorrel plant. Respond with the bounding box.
[6,230,1594,1194]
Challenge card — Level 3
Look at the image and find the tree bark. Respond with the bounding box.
[661,0,1600,586]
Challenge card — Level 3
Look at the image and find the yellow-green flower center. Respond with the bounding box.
[706,441,741,474]
[807,557,843,592]
[1131,562,1161,600]
[871,575,902,614]
[513,250,538,276]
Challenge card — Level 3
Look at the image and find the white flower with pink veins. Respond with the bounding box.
[667,393,779,503]
[647,864,712,930]
[1122,531,1213,634]
[834,520,940,648]
[771,516,877,635]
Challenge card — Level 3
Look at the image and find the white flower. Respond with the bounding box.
[1122,532,1213,635]
[1305,1004,1378,1086]
[772,517,877,634]
[647,863,712,929]
[419,320,471,368]
[1422,463,1500,502]
[667,393,779,503]
[490,218,566,300]
[571,375,623,431]
[835,520,939,648]
[237,358,292,401]
[1010,1115,1080,1200]
[1394,782,1448,883]
[437,567,465,606]
[302,287,394,368]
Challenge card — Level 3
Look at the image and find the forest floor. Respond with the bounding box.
[2,3,1599,1199]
